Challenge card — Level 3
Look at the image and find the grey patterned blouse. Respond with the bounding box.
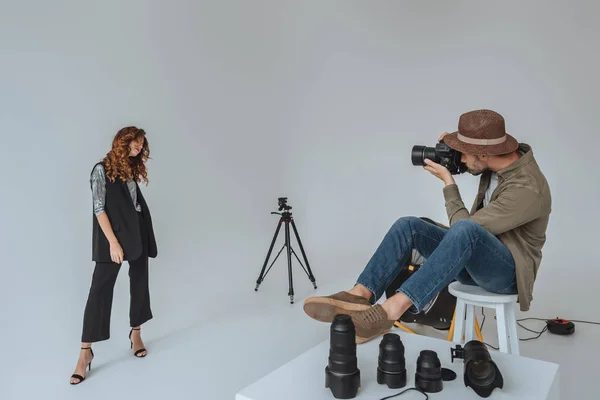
[90,164,141,216]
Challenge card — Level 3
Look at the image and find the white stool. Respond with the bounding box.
[448,281,520,355]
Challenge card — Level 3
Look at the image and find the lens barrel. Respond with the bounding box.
[411,145,438,166]
[325,314,361,399]
[451,341,504,398]
[376,333,407,389]
[415,350,444,393]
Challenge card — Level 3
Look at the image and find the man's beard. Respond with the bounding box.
[467,167,489,176]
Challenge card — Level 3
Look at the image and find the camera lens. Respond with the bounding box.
[415,350,443,393]
[468,359,496,386]
[325,314,361,399]
[411,145,437,166]
[451,341,504,397]
[376,333,407,389]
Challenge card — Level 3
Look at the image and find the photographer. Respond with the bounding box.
[303,109,551,344]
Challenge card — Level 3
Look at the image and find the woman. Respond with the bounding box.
[70,126,158,385]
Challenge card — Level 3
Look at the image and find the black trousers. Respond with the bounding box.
[81,211,153,343]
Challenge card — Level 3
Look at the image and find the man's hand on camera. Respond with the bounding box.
[423,158,455,186]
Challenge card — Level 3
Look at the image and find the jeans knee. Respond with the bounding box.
[450,218,481,233]
[393,216,421,228]
[390,216,419,234]
[448,219,484,242]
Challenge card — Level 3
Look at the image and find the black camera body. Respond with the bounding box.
[412,141,467,175]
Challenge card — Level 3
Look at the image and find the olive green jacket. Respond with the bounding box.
[439,143,551,311]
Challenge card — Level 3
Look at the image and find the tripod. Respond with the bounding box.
[254,198,317,303]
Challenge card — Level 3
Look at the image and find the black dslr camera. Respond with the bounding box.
[411,141,467,175]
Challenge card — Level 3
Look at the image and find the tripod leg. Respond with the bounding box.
[255,218,283,291]
[285,220,294,304]
[291,219,317,289]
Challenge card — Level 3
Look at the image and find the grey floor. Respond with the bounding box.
[3,272,599,400]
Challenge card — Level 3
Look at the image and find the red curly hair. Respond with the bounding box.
[102,126,150,184]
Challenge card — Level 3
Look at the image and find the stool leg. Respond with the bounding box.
[495,303,509,353]
[474,316,484,342]
[452,299,466,344]
[465,304,475,342]
[447,309,456,341]
[505,303,520,355]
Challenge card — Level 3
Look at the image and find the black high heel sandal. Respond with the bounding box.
[70,347,94,385]
[129,327,147,357]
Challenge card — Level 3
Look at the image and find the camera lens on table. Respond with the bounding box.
[415,350,444,393]
[325,314,361,399]
[376,333,407,389]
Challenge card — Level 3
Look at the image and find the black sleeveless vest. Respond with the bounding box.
[91,162,158,262]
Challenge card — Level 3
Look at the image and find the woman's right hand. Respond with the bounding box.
[110,241,124,264]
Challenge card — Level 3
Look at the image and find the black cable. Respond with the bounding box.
[479,308,498,349]
[517,321,544,334]
[519,325,548,341]
[478,308,599,349]
[518,317,600,326]
[480,308,548,348]
[379,387,428,399]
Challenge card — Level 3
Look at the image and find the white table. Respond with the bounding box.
[236,330,560,399]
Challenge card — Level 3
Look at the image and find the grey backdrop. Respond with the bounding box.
[1,0,599,398]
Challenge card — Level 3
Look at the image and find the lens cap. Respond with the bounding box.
[442,368,457,381]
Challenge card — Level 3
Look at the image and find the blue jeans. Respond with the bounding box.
[356,216,517,312]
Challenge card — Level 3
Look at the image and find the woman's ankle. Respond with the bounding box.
[381,292,413,320]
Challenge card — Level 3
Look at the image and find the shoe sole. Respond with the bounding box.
[303,297,372,323]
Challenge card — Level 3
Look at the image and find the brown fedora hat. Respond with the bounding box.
[443,109,519,156]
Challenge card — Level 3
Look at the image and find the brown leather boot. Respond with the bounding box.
[303,291,372,323]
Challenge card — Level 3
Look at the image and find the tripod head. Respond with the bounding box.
[271,197,292,217]
[278,197,292,211]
